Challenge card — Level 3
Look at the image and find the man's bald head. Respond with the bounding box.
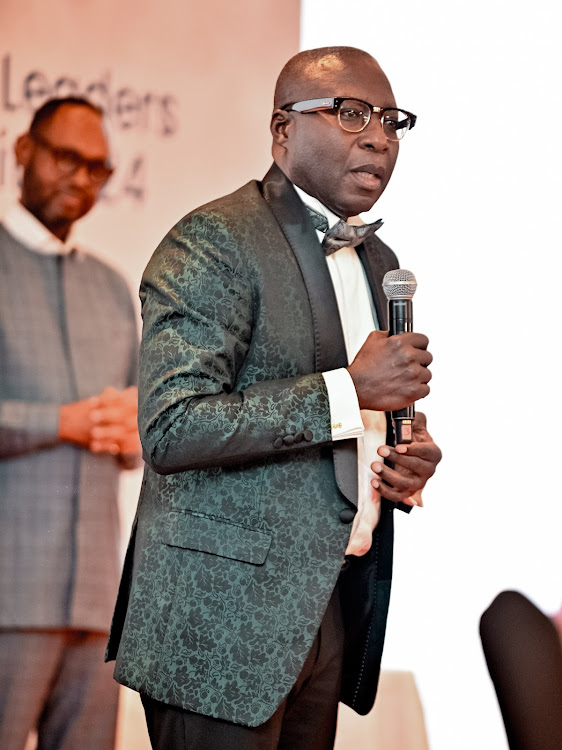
[270,46,400,218]
[273,46,384,109]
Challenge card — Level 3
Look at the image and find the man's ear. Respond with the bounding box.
[270,109,292,147]
[14,133,34,168]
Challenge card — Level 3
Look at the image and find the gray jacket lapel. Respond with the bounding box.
[261,163,358,506]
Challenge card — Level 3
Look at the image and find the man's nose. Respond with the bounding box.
[70,163,93,188]
[357,115,389,151]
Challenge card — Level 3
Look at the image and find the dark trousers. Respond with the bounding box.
[141,584,345,750]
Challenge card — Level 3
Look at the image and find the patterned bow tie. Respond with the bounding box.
[305,205,384,256]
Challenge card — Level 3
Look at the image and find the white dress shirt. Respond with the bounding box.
[293,185,388,556]
[3,201,75,255]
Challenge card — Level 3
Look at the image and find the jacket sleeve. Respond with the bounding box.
[139,212,333,475]
[0,400,61,459]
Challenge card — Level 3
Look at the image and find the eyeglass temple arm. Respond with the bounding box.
[289,98,336,113]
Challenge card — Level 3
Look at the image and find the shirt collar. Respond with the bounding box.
[2,201,75,255]
[292,185,342,231]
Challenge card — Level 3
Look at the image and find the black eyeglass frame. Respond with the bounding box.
[282,97,417,139]
[30,132,114,185]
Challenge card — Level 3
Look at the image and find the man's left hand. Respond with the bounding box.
[370,412,441,505]
[89,386,141,457]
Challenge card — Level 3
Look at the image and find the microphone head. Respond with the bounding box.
[383,269,417,300]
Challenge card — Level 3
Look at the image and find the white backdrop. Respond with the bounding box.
[301,2,562,749]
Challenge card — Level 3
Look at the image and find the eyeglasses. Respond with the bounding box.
[30,132,114,184]
[282,97,417,141]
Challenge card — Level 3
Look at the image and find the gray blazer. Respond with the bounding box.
[0,224,139,632]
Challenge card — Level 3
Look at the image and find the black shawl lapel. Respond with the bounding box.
[261,163,358,506]
[261,163,346,372]
[356,239,391,331]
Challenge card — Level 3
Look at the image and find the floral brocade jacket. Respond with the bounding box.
[106,164,400,727]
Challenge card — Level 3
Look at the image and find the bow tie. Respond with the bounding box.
[305,205,384,256]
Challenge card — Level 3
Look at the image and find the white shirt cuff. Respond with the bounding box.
[322,368,364,441]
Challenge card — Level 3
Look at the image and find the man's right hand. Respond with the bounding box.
[58,396,101,449]
[347,330,432,412]
[89,386,141,457]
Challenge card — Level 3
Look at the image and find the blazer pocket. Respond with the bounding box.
[161,510,272,565]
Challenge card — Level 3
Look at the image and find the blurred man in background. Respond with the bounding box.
[0,97,141,750]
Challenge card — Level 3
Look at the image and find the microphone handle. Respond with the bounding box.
[389,298,414,444]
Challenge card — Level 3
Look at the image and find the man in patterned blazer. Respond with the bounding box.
[0,98,141,750]
[108,47,441,750]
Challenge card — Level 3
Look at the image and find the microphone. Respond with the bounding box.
[382,269,418,444]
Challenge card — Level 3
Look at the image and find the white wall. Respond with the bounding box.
[301,2,562,749]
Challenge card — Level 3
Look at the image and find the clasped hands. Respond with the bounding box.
[372,411,441,507]
[347,329,442,506]
[58,386,141,458]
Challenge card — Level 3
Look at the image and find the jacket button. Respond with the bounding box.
[283,434,295,445]
[339,508,356,524]
[303,430,313,442]
[273,437,284,449]
[294,432,304,443]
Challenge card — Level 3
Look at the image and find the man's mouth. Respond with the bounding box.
[59,191,86,206]
[350,164,386,188]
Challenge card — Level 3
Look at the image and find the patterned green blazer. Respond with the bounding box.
[107,164,401,727]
